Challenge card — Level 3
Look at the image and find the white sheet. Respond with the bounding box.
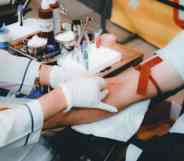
[170,112,184,134]
[126,144,142,161]
[72,100,150,142]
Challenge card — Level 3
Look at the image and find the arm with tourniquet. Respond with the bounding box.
[44,31,184,128]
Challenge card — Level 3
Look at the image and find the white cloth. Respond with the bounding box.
[0,97,55,161]
[0,50,54,161]
[72,100,150,161]
[0,93,54,161]
[0,98,50,161]
[125,144,143,161]
[0,100,43,148]
[170,112,184,134]
[57,44,122,75]
[72,100,150,142]
[0,50,40,95]
[157,31,184,81]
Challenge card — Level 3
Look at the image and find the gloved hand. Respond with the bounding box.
[49,59,91,88]
[60,77,118,113]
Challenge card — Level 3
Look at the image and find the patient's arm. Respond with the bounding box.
[44,38,184,129]
[44,57,183,129]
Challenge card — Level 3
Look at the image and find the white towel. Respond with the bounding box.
[125,144,142,161]
[72,100,150,142]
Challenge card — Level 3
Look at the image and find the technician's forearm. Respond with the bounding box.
[44,109,112,129]
[39,87,68,119]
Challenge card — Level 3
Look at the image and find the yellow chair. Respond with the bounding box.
[111,0,183,48]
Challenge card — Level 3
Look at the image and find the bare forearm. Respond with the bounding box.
[44,109,112,128]
[39,87,68,119]
[43,36,184,128]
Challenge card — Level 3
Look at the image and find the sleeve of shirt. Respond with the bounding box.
[0,50,41,95]
[157,31,184,81]
[0,100,44,149]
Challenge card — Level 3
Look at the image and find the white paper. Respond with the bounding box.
[87,44,122,74]
[125,144,142,161]
[57,44,122,74]
[157,31,184,81]
[170,112,184,134]
[72,100,150,142]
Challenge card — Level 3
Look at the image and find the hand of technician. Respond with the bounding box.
[60,77,118,113]
[49,59,91,88]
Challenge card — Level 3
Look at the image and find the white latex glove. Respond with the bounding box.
[60,77,118,113]
[49,59,91,88]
